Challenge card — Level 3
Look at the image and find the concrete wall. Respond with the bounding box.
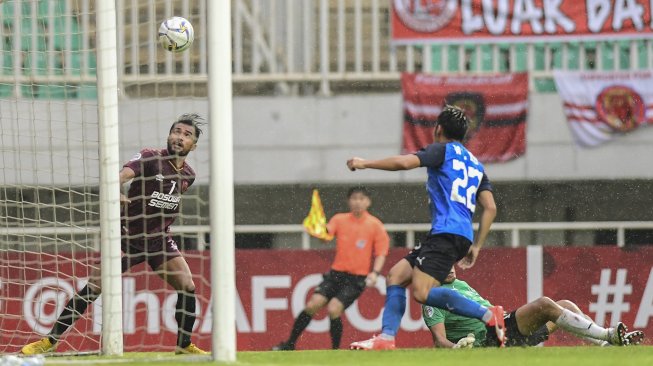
[1,93,652,186]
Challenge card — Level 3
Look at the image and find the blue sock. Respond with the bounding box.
[425,287,488,320]
[381,285,406,337]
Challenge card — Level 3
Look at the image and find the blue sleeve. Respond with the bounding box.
[479,173,493,193]
[414,143,446,168]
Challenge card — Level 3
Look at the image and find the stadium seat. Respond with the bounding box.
[77,84,97,99]
[1,51,12,75]
[0,83,13,97]
[38,0,68,20]
[19,18,48,51]
[22,51,48,75]
[52,17,82,51]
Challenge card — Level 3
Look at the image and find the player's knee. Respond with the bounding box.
[412,288,429,304]
[87,279,102,294]
[385,270,399,286]
[304,301,323,315]
[304,304,321,315]
[535,296,559,315]
[180,279,196,293]
[555,299,574,309]
[327,306,343,319]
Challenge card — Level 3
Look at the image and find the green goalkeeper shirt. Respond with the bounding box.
[421,279,492,346]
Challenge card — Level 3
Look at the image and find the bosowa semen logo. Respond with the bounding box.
[393,0,457,33]
[595,85,645,132]
[445,92,485,141]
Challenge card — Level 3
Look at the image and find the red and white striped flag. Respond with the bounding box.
[401,72,528,163]
[553,70,653,147]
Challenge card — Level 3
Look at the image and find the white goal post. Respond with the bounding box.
[96,0,123,356]
[208,0,237,363]
[0,0,235,360]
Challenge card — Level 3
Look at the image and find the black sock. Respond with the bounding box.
[287,310,312,346]
[330,317,343,349]
[175,290,197,349]
[48,285,99,344]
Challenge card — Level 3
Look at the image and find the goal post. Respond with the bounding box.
[96,0,123,356]
[208,0,237,362]
[0,0,230,358]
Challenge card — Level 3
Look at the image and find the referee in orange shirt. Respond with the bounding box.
[273,186,390,350]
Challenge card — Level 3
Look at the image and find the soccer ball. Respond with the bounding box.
[158,16,194,52]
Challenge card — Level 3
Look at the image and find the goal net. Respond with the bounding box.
[0,0,213,355]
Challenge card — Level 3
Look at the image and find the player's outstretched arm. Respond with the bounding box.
[429,323,456,348]
[347,155,420,172]
[119,167,136,205]
[459,190,497,269]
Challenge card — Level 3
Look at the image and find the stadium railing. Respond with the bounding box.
[2,221,652,251]
[2,0,652,97]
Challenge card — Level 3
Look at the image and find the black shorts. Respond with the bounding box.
[314,270,367,309]
[403,233,471,283]
[120,236,182,272]
[484,310,550,347]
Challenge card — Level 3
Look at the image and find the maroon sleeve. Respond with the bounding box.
[123,149,157,177]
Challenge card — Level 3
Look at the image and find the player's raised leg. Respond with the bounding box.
[411,264,506,347]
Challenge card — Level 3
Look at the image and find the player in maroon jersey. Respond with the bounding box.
[21,113,208,355]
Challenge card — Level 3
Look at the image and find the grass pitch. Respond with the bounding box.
[42,346,653,366]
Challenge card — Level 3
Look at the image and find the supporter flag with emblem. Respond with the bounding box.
[553,70,653,147]
[302,189,333,241]
[401,72,528,163]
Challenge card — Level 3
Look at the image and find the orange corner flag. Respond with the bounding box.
[302,189,334,241]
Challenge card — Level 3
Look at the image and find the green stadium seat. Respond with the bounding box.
[77,84,97,99]
[636,40,648,69]
[0,0,16,23]
[447,45,461,72]
[37,83,75,99]
[618,40,630,70]
[1,51,13,75]
[39,0,68,20]
[52,17,82,51]
[430,45,443,72]
[511,44,528,71]
[0,83,13,97]
[22,51,51,76]
[20,18,48,51]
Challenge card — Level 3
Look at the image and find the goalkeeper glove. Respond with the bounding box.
[452,333,475,349]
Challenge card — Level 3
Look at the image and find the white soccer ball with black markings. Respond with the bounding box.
[158,16,194,52]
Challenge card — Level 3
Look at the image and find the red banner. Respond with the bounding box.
[402,72,528,163]
[1,247,652,353]
[391,0,653,44]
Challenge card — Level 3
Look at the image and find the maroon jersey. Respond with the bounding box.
[121,148,195,238]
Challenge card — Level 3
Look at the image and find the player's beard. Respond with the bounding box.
[167,141,189,157]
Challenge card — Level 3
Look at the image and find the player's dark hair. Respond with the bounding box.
[347,186,370,199]
[170,113,205,141]
[436,105,468,141]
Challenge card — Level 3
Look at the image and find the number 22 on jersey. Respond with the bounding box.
[449,146,482,212]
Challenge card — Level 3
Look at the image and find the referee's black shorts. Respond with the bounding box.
[314,270,367,309]
[403,233,471,283]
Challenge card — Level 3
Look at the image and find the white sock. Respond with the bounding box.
[481,310,493,323]
[555,309,608,341]
[581,336,609,346]
[379,334,394,340]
